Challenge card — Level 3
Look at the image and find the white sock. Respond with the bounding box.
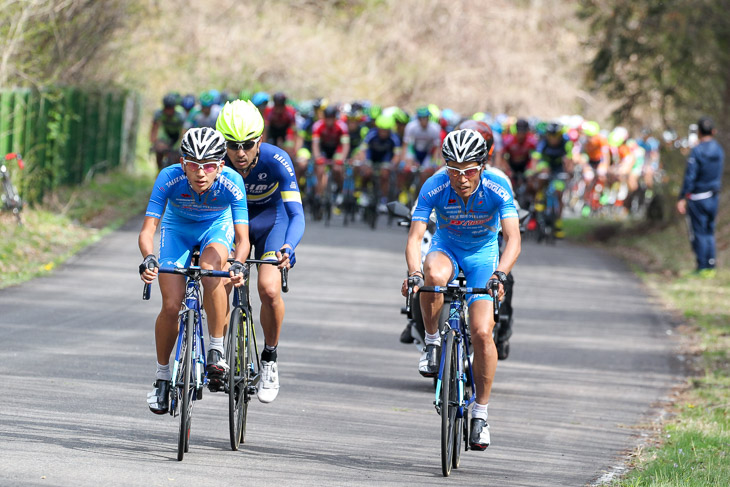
[425,331,441,346]
[156,362,171,381]
[209,335,224,353]
[472,402,488,421]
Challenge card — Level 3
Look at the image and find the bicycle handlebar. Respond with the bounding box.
[415,283,501,322]
[142,266,233,301]
[227,258,289,293]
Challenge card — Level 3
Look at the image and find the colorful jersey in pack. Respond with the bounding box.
[153,108,186,143]
[363,128,401,163]
[145,165,248,225]
[413,170,518,249]
[224,142,305,250]
[535,135,571,174]
[312,119,350,159]
[502,132,538,170]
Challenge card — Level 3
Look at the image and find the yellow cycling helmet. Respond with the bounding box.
[216,99,264,141]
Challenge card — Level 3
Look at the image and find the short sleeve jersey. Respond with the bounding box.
[413,170,517,250]
[145,165,248,225]
[403,120,441,153]
[153,108,186,142]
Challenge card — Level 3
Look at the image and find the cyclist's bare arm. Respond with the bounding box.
[494,217,521,297]
[229,223,251,287]
[402,220,428,296]
[150,120,161,146]
[138,216,161,283]
[312,136,322,161]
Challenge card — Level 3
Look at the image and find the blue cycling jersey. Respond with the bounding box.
[145,165,248,225]
[225,142,305,251]
[413,170,518,250]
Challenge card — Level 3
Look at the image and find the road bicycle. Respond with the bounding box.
[2,153,25,225]
[142,251,229,461]
[418,280,499,477]
[225,258,288,450]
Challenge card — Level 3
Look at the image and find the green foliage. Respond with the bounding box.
[0,0,141,86]
[578,0,730,131]
[0,168,153,287]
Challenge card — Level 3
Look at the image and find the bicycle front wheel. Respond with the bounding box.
[440,329,457,477]
[228,308,247,450]
[177,310,195,461]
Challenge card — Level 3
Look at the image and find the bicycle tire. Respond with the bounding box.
[440,329,457,477]
[177,310,194,461]
[452,340,464,469]
[227,308,246,450]
[240,310,256,444]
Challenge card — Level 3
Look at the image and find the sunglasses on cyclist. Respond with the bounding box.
[182,159,222,173]
[445,165,482,178]
[226,136,261,151]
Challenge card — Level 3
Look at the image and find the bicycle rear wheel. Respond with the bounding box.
[227,308,247,450]
[440,329,457,477]
[177,310,195,461]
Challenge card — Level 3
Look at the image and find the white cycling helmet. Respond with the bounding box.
[180,127,227,160]
[441,129,488,163]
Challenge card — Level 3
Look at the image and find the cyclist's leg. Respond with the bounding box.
[249,206,286,349]
[421,241,458,337]
[461,243,499,406]
[156,221,196,366]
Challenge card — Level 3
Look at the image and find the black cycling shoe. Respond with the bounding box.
[206,349,228,392]
[400,323,415,344]
[147,379,170,415]
[469,418,490,450]
[418,343,440,378]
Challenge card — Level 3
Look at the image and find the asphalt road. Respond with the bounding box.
[0,214,682,486]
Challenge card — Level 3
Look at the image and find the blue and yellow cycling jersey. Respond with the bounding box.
[145,164,248,225]
[225,142,305,252]
[413,170,518,250]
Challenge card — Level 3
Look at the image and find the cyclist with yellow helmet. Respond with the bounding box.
[216,99,306,404]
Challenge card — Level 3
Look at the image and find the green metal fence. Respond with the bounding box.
[0,86,141,203]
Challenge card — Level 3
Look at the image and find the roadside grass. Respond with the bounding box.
[564,215,730,486]
[0,166,154,288]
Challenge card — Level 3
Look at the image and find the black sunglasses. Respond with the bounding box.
[226,137,260,151]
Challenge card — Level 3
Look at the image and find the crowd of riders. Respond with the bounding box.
[151,90,664,232]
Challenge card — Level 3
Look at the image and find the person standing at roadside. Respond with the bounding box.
[676,117,724,277]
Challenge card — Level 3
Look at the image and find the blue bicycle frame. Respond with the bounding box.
[434,287,477,417]
[170,270,207,411]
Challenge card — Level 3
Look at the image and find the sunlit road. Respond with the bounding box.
[0,214,682,486]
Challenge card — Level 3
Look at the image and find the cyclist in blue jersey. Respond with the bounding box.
[400,129,521,450]
[216,99,306,404]
[138,127,251,414]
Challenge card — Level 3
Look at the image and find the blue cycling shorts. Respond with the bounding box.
[249,205,289,263]
[427,236,499,306]
[159,212,234,268]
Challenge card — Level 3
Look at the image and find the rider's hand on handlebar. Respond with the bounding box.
[228,260,247,287]
[401,272,424,297]
[139,254,159,284]
[486,277,505,302]
[276,246,294,270]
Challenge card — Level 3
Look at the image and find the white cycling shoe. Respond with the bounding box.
[257,361,280,403]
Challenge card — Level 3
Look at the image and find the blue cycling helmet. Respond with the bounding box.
[181,94,195,111]
[251,91,270,107]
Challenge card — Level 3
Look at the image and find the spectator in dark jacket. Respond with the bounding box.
[677,117,724,277]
